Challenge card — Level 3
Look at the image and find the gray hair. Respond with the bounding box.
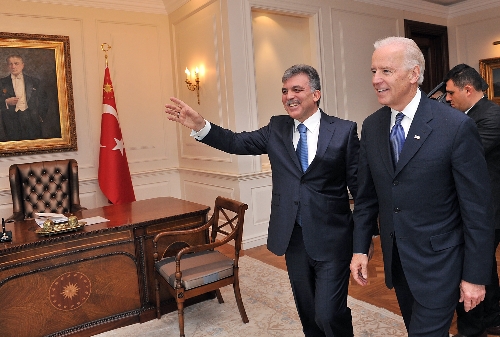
[282,64,321,105]
[374,37,425,85]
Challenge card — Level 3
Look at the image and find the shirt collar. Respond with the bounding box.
[11,73,23,80]
[464,95,485,114]
[391,89,421,121]
[294,108,321,132]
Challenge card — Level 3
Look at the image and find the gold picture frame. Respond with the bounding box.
[479,57,500,105]
[0,32,76,156]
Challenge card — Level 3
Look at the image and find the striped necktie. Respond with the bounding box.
[390,112,405,168]
[296,123,308,172]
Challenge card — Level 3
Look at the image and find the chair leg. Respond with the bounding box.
[177,299,186,337]
[233,270,249,323]
[215,289,224,304]
[155,278,161,319]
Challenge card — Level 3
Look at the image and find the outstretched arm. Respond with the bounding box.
[165,97,206,131]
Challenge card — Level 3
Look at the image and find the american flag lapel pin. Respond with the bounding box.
[414,135,420,140]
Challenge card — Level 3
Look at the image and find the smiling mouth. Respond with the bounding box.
[377,89,388,93]
[287,101,300,107]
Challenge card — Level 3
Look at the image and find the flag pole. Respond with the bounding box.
[101,43,111,67]
[98,42,136,205]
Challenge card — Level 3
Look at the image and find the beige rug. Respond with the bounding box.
[94,256,406,336]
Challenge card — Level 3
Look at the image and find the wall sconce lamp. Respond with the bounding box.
[494,41,500,45]
[185,67,200,104]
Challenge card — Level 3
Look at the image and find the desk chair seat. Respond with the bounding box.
[7,159,86,222]
[153,196,249,337]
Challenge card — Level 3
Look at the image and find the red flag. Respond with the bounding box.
[98,66,136,204]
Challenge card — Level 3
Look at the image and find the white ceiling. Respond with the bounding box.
[22,0,500,17]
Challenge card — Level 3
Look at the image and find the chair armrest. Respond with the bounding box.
[175,228,237,262]
[6,212,24,222]
[71,204,87,213]
[153,216,214,244]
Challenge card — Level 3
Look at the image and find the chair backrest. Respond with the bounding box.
[209,196,248,255]
[9,159,83,219]
[154,196,248,262]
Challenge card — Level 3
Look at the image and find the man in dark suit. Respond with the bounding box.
[0,54,45,141]
[165,64,370,337]
[350,37,495,337]
[445,63,500,337]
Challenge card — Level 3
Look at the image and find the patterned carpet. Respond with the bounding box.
[94,256,406,337]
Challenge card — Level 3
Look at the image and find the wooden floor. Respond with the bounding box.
[242,236,500,336]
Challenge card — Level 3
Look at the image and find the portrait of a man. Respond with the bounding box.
[0,48,61,142]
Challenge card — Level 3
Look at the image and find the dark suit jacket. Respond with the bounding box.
[0,73,45,140]
[467,97,500,229]
[353,95,495,309]
[201,109,365,261]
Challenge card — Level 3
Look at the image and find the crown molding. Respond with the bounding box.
[161,0,190,13]
[354,0,500,18]
[19,0,167,14]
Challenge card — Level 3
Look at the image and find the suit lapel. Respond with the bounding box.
[24,75,33,102]
[310,111,335,172]
[283,117,302,172]
[376,107,394,174]
[395,98,433,175]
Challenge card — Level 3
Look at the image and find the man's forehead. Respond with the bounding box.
[8,57,23,64]
[282,74,309,88]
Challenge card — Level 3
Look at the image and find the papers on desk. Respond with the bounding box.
[34,214,110,228]
[82,216,109,226]
[35,213,68,227]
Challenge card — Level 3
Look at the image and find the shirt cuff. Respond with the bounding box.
[190,120,211,140]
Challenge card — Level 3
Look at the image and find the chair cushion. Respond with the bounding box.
[155,250,234,290]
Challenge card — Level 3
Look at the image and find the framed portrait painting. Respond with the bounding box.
[0,32,77,156]
[479,57,500,105]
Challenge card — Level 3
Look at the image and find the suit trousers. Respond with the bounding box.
[284,224,353,337]
[392,239,456,336]
[3,108,41,141]
[456,229,500,336]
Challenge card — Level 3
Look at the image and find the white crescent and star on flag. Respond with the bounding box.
[100,103,125,156]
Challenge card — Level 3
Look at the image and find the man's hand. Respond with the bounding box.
[165,97,206,131]
[5,97,18,106]
[459,280,485,312]
[350,253,369,286]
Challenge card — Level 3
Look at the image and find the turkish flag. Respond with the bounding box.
[98,66,136,204]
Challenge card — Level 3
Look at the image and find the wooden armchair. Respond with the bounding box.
[153,196,249,337]
[7,159,86,222]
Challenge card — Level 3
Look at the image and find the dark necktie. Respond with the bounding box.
[296,123,308,172]
[390,112,405,168]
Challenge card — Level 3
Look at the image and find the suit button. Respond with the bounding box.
[294,201,298,205]
[393,180,399,186]
[394,207,401,213]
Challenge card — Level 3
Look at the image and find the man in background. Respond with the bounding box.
[350,37,494,336]
[0,54,46,140]
[165,64,374,337]
[446,63,500,337]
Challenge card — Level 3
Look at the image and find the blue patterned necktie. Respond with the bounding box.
[390,112,405,168]
[296,123,308,172]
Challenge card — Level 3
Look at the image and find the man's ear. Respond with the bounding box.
[464,84,473,95]
[313,90,321,103]
[409,66,420,84]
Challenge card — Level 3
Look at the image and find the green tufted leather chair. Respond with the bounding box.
[7,159,86,222]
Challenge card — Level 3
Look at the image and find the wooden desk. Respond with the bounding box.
[0,197,210,337]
